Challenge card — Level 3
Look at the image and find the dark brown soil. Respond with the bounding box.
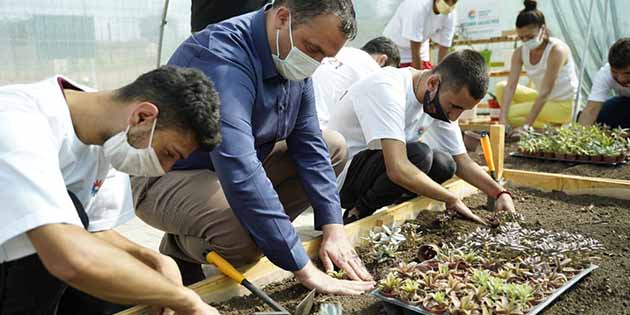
[470,142,630,180]
[211,187,630,315]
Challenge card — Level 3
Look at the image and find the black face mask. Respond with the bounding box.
[423,84,450,123]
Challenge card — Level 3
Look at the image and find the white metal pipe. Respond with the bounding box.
[572,0,597,122]
[157,0,171,68]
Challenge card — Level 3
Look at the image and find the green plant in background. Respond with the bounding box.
[516,123,630,158]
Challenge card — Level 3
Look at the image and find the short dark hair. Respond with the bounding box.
[115,66,221,152]
[516,0,546,29]
[361,36,401,67]
[432,49,489,100]
[273,0,357,40]
[608,38,630,70]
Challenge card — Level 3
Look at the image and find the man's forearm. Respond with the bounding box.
[438,45,449,63]
[578,102,603,126]
[28,224,199,309]
[93,229,162,269]
[410,40,422,69]
[391,162,457,203]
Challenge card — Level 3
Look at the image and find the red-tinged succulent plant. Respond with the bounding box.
[449,293,481,315]
[494,296,525,315]
[445,275,466,295]
[393,261,420,279]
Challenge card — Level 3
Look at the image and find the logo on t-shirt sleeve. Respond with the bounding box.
[91,179,104,196]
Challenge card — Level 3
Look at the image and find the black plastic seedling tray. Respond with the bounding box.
[371,265,598,315]
[510,152,627,166]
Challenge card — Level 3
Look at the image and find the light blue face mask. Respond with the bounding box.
[272,13,321,81]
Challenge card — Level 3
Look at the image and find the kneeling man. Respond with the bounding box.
[329,50,515,224]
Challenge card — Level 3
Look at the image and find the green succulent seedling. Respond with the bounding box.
[431,291,447,304]
[471,269,491,287]
[327,269,347,279]
[438,263,450,277]
[462,250,483,265]
[487,277,506,299]
[513,283,534,306]
[378,272,401,294]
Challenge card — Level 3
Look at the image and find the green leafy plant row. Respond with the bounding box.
[517,124,630,161]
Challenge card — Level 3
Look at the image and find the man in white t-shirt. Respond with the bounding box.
[579,38,630,128]
[313,36,400,129]
[0,66,221,315]
[328,50,515,224]
[383,0,457,70]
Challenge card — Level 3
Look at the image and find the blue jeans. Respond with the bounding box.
[596,96,630,129]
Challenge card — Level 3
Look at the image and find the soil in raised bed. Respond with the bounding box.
[470,142,630,181]
[210,187,630,315]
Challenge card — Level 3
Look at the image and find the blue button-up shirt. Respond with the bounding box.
[168,6,342,271]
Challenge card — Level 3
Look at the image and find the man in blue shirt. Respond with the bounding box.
[132,0,375,294]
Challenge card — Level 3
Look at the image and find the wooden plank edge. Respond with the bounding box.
[115,179,478,315]
[504,169,630,200]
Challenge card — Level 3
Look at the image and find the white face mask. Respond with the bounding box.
[103,118,165,177]
[523,28,543,50]
[272,13,321,81]
[436,0,455,14]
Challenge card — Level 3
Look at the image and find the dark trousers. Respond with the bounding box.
[0,191,127,315]
[190,0,269,32]
[596,96,630,129]
[340,142,456,220]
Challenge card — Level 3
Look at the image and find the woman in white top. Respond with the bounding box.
[497,0,578,133]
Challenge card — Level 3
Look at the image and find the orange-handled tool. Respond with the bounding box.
[480,131,498,212]
[206,251,289,314]
[480,131,496,180]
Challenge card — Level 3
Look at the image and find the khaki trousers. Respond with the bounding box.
[131,130,347,267]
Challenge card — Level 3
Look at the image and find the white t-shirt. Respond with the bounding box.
[328,67,466,187]
[313,47,381,129]
[0,76,135,262]
[383,0,456,63]
[588,63,630,102]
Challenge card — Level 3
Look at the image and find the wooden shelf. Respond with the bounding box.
[431,35,518,48]
[489,70,527,77]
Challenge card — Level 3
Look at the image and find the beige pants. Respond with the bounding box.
[131,130,347,267]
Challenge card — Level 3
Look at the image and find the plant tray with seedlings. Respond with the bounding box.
[508,152,627,166]
[513,124,630,165]
[368,216,602,315]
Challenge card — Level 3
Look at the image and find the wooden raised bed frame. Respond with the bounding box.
[115,125,630,315]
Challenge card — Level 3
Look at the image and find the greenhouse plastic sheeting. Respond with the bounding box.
[0,0,192,89]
